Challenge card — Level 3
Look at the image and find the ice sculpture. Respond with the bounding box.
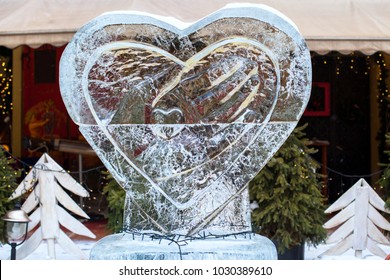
[59,4,311,259]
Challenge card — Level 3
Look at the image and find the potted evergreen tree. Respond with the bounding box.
[102,171,125,233]
[249,124,327,259]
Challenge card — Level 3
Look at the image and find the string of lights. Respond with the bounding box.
[3,147,387,184]
[123,228,255,260]
[323,164,384,179]
[4,150,386,187]
[0,54,13,117]
[2,146,387,217]
[321,163,385,195]
[2,149,108,216]
[375,53,390,170]
[4,149,104,175]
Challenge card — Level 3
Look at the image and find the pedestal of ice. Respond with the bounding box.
[60,4,311,260]
[90,233,277,260]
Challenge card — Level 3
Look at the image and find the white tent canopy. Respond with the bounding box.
[0,0,389,54]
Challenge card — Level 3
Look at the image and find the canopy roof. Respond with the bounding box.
[1,0,389,54]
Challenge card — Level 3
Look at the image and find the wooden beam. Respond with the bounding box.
[11,46,23,157]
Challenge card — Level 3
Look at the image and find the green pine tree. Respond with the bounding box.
[249,124,327,254]
[102,171,125,233]
[0,147,22,243]
[377,133,390,210]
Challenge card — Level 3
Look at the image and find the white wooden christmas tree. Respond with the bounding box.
[321,178,390,258]
[9,153,96,259]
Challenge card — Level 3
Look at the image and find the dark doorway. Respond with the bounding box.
[300,52,371,203]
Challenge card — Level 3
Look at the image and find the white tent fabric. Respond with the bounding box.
[0,0,389,54]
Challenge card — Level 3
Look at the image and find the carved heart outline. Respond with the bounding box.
[80,38,280,208]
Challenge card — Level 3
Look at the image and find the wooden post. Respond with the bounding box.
[353,180,369,257]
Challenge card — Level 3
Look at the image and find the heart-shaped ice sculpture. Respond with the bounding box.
[60,4,311,236]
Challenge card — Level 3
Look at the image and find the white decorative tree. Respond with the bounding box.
[9,153,96,259]
[321,178,390,258]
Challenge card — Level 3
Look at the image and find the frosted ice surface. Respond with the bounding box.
[60,4,311,238]
[90,232,277,260]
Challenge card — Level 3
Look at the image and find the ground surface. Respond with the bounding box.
[1,220,389,260]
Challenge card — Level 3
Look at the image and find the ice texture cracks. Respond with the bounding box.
[60,4,311,235]
[85,38,279,127]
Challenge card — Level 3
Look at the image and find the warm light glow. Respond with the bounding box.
[0,55,12,116]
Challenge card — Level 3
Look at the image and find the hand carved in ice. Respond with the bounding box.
[60,5,312,235]
[87,39,278,126]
